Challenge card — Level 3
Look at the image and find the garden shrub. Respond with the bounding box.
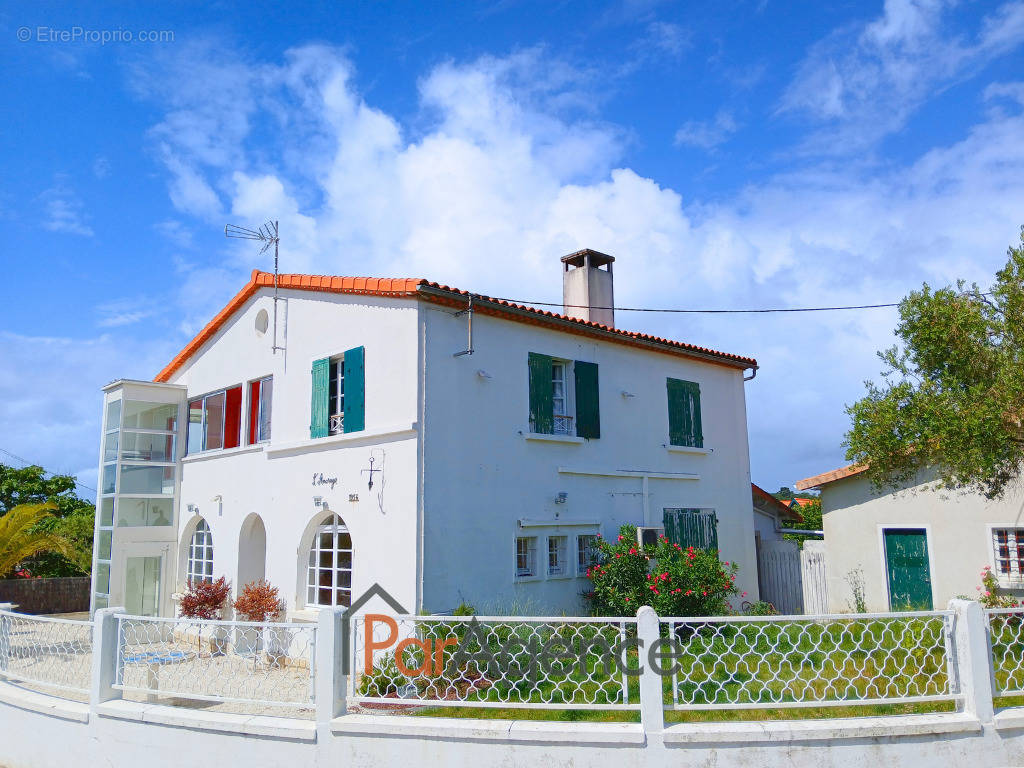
[584,524,742,616]
[977,565,1020,608]
[233,579,286,621]
[178,576,231,620]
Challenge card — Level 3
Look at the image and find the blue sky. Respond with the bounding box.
[2,0,1024,496]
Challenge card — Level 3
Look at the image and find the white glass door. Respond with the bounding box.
[124,556,162,616]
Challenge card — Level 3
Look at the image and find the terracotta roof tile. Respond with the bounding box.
[795,464,868,490]
[154,271,756,382]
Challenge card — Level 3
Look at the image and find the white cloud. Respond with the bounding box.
[674,110,738,150]
[781,0,1024,151]
[22,41,1024,491]
[39,176,93,237]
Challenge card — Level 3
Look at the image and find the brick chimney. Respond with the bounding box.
[561,249,615,328]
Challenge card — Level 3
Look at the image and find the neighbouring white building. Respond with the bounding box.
[90,249,761,619]
[796,463,1024,612]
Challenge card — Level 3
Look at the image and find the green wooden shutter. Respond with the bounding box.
[667,378,702,447]
[663,508,719,551]
[343,346,365,433]
[310,358,330,438]
[687,381,703,448]
[574,361,600,439]
[528,352,554,434]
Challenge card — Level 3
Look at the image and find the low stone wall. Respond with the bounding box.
[0,577,90,615]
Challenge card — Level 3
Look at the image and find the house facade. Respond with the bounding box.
[91,250,760,619]
[796,464,1024,612]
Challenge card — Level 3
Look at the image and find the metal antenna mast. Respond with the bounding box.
[225,220,284,353]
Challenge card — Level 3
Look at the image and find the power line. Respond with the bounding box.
[485,290,993,315]
[0,448,97,494]
[488,297,901,314]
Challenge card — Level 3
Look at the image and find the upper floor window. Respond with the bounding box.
[993,529,1024,580]
[188,386,242,453]
[666,378,703,448]
[247,376,273,444]
[310,347,365,438]
[528,353,600,439]
[329,357,346,435]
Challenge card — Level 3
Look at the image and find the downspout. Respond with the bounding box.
[416,305,428,614]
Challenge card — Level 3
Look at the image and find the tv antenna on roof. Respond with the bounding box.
[225,219,285,354]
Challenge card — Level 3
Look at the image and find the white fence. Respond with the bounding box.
[0,608,92,694]
[114,614,316,708]
[756,539,829,615]
[350,614,638,709]
[661,610,957,709]
[986,607,1024,696]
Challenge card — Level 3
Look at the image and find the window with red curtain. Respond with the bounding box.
[247,376,272,445]
[224,386,242,449]
[248,380,261,445]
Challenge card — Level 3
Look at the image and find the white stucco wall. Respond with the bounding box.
[420,306,757,614]
[168,289,422,616]
[820,471,1024,612]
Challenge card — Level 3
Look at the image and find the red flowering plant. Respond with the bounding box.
[178,576,232,620]
[584,525,741,616]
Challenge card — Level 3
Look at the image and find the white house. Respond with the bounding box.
[90,250,761,619]
[796,463,1024,612]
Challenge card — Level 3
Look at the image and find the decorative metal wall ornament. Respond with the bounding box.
[362,456,381,491]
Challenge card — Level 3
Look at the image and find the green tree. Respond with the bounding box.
[783,498,822,549]
[0,503,76,578]
[845,227,1024,499]
[0,463,94,576]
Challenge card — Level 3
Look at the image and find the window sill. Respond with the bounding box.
[182,444,265,464]
[524,432,584,445]
[664,444,711,455]
[514,574,544,583]
[546,573,574,581]
[264,423,418,457]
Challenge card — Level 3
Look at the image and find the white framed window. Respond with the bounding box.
[307,514,352,607]
[551,361,574,435]
[516,536,537,578]
[577,534,598,574]
[328,357,346,435]
[186,519,214,585]
[993,528,1024,580]
[247,376,272,444]
[548,536,567,576]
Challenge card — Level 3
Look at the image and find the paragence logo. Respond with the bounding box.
[345,585,701,681]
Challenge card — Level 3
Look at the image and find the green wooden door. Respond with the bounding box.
[883,529,932,610]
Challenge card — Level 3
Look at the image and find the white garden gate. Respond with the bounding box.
[755,537,828,615]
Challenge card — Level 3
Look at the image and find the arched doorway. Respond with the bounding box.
[237,513,267,591]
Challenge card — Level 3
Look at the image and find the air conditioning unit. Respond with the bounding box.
[636,527,665,547]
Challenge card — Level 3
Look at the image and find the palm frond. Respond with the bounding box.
[0,502,77,578]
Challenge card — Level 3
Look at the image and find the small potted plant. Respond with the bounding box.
[178,577,232,654]
[232,579,287,661]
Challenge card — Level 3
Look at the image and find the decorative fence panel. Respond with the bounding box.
[349,614,639,709]
[986,607,1024,696]
[114,615,316,708]
[660,611,958,710]
[0,609,93,694]
[756,539,804,615]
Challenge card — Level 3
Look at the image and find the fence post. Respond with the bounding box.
[89,606,124,709]
[316,607,347,726]
[949,599,994,724]
[0,604,12,678]
[636,606,664,739]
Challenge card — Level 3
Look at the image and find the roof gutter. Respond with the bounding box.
[415,283,757,371]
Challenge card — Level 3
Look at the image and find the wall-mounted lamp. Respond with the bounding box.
[187,503,198,515]
[349,493,359,503]
[476,369,492,380]
[211,495,223,503]
[313,496,323,508]
[621,390,636,399]
[555,492,568,504]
